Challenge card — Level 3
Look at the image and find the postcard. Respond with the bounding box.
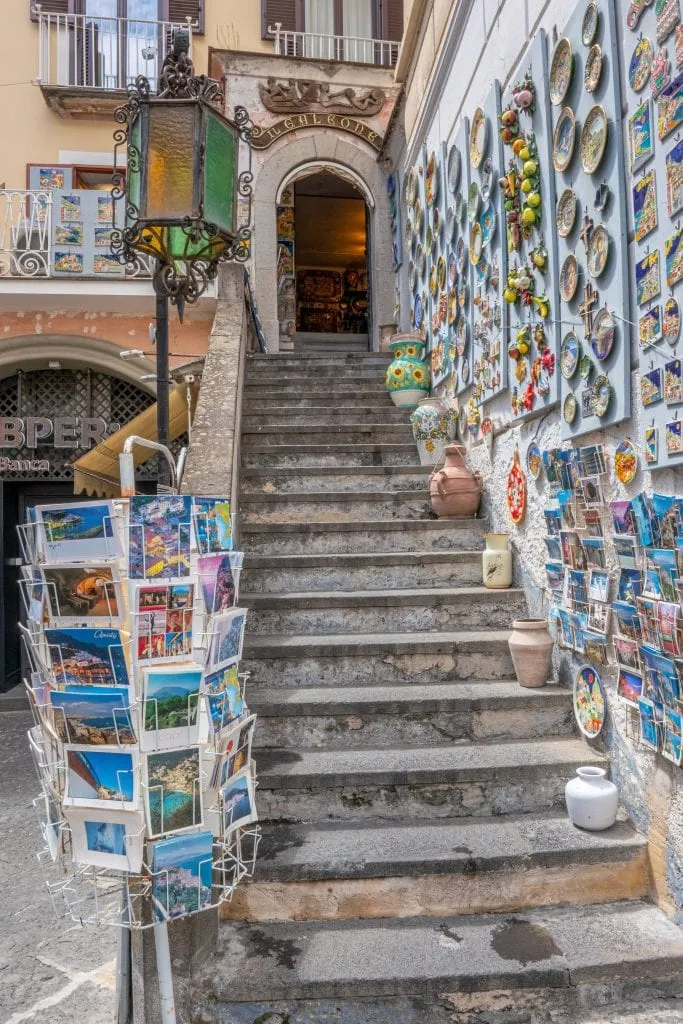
[36,501,120,562]
[151,830,214,922]
[652,493,680,546]
[144,746,202,836]
[97,195,113,224]
[617,568,643,603]
[583,631,609,666]
[544,536,562,561]
[42,565,122,626]
[588,569,610,603]
[639,306,662,348]
[560,531,586,569]
[663,706,683,765]
[545,562,565,596]
[216,716,255,790]
[659,602,681,656]
[658,73,683,140]
[646,548,678,601]
[580,476,603,507]
[198,553,243,615]
[67,807,144,872]
[39,167,65,190]
[664,359,682,403]
[94,254,124,276]
[644,566,664,599]
[192,498,233,554]
[638,698,660,751]
[44,626,130,688]
[221,766,257,833]
[635,250,661,306]
[557,609,574,648]
[203,664,244,734]
[610,500,635,536]
[583,509,604,538]
[614,635,641,670]
[133,580,194,664]
[544,509,562,536]
[50,686,135,745]
[570,611,588,655]
[63,745,138,810]
[637,595,660,645]
[129,495,192,580]
[618,666,644,706]
[94,227,114,248]
[54,251,83,274]
[613,601,642,641]
[582,538,606,569]
[588,601,611,634]
[613,536,638,569]
[207,609,247,672]
[631,494,656,547]
[55,223,84,246]
[141,665,203,752]
[645,427,659,464]
[21,566,45,623]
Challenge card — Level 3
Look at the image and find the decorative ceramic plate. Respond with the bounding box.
[550,37,573,105]
[458,279,468,309]
[406,168,418,208]
[475,258,490,284]
[573,664,605,739]
[469,223,483,266]
[591,306,615,360]
[455,191,464,223]
[431,232,439,261]
[563,392,578,424]
[587,223,609,277]
[437,255,446,289]
[590,374,611,417]
[426,224,433,254]
[461,358,470,384]
[413,292,423,329]
[526,441,542,480]
[614,438,638,484]
[560,253,580,301]
[448,250,457,286]
[456,236,467,273]
[457,316,468,355]
[414,197,424,236]
[433,205,442,239]
[629,37,653,92]
[458,406,467,438]
[579,353,593,379]
[481,158,494,203]
[408,260,416,290]
[448,288,458,325]
[556,188,578,236]
[425,152,438,206]
[446,206,456,244]
[507,450,526,525]
[469,107,488,169]
[584,44,602,92]
[664,296,681,343]
[429,264,438,297]
[479,203,496,246]
[467,181,481,222]
[416,243,426,279]
[582,3,599,46]
[405,217,414,249]
[447,145,461,191]
[580,105,608,174]
[553,107,577,172]
[561,331,580,378]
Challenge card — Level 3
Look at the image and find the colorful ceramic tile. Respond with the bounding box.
[54,251,83,274]
[635,250,661,305]
[93,255,123,275]
[666,418,683,452]
[94,228,114,248]
[639,305,663,347]
[665,358,682,402]
[665,224,683,286]
[656,0,680,44]
[666,138,683,215]
[657,72,683,139]
[633,170,658,242]
[630,100,654,171]
[55,224,84,246]
[60,195,81,222]
[664,296,681,342]
[630,37,654,91]
[97,196,113,224]
[39,167,65,190]
[645,426,659,462]
[651,46,673,97]
[641,367,664,406]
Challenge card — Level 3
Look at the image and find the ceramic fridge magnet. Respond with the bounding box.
[573,664,606,738]
[663,296,681,341]
[584,44,603,93]
[507,450,527,524]
[556,188,578,236]
[639,304,663,347]
[553,107,577,172]
[657,73,683,139]
[641,366,664,405]
[656,0,681,45]
[665,357,682,401]
[651,47,674,98]
[645,426,659,462]
[676,22,683,64]
[665,223,683,286]
[666,138,683,215]
[635,250,661,305]
[582,3,600,45]
[469,107,488,169]
[614,438,639,483]
[526,441,542,479]
[587,224,610,277]
[629,100,654,171]
[633,170,659,243]
[550,37,574,105]
[666,417,683,452]
[591,307,616,360]
[630,37,655,91]
[580,105,609,174]
[628,0,655,31]
[560,253,580,302]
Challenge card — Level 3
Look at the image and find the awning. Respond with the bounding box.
[72,383,197,498]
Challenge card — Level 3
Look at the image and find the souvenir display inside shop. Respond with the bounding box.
[19,495,258,929]
[621,0,683,468]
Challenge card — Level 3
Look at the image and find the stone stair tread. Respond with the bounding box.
[241,424,411,434]
[248,680,565,715]
[257,737,600,788]
[242,464,431,478]
[240,490,431,506]
[207,901,683,1001]
[242,585,523,610]
[243,550,482,568]
[244,628,509,657]
[241,519,483,534]
[253,813,645,882]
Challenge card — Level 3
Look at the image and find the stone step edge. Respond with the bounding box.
[240,490,431,505]
[241,464,431,478]
[242,550,483,568]
[241,443,417,454]
[243,627,509,657]
[242,585,524,610]
[241,425,411,434]
[240,518,484,534]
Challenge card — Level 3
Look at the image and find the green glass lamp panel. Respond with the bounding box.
[203,110,237,235]
[126,113,142,229]
[166,225,226,263]
[145,103,197,220]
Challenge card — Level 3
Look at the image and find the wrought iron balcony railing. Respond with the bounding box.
[268,22,399,67]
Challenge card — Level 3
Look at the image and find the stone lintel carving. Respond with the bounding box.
[259,78,385,116]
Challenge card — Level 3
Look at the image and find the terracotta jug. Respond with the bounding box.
[508,618,553,688]
[428,443,482,518]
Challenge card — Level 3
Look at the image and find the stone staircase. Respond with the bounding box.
[194,350,683,1023]
[291,331,369,354]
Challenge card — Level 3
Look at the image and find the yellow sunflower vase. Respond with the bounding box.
[385,333,431,408]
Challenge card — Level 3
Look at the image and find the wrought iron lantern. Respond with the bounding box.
[112,28,253,304]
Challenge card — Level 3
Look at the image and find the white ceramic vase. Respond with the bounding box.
[565,766,618,831]
[409,397,452,466]
[482,533,513,589]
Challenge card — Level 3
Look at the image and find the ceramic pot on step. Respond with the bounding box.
[428,443,482,517]
[385,334,430,408]
[482,533,513,589]
[410,397,452,466]
[565,767,618,831]
[508,618,553,687]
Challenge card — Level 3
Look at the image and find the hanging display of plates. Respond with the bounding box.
[414,197,424,237]
[469,222,483,266]
[429,264,438,297]
[456,316,468,355]
[563,392,578,423]
[469,107,488,169]
[553,107,577,172]
[447,145,461,191]
[416,243,426,279]
[573,665,606,739]
[526,441,542,480]
[448,288,458,325]
[629,37,653,92]
[456,236,467,273]
[560,253,580,301]
[406,168,418,208]
[408,260,417,291]
[614,438,639,484]
[425,152,438,206]
[584,44,603,93]
[479,203,496,247]
[580,105,608,174]
[582,3,599,46]
[586,223,610,277]
[591,306,615,360]
[550,37,574,105]
[467,181,481,222]
[664,296,681,343]
[561,331,581,378]
[556,188,578,236]
[507,449,526,525]
[590,374,612,417]
[461,358,470,384]
[437,255,446,289]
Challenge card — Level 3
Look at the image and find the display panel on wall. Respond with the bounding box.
[406,151,429,348]
[620,0,683,469]
[446,118,474,398]
[551,0,631,441]
[469,81,509,406]
[425,142,450,387]
[501,29,561,421]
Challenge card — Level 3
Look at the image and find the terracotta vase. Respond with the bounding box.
[508,618,553,688]
[385,334,430,408]
[428,443,482,518]
[482,533,513,589]
[565,767,618,831]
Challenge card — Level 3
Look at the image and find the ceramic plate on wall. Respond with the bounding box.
[526,441,542,480]
[447,145,461,191]
[590,374,612,417]
[469,108,488,169]
[614,438,638,484]
[563,392,578,424]
[416,243,426,279]
[587,224,609,277]
[429,265,438,297]
[561,331,580,378]
[448,288,457,324]
[584,44,602,93]
[405,217,414,249]
[414,197,424,236]
[560,253,580,301]
[629,37,653,92]
[406,168,418,207]
[580,105,608,174]
[553,107,577,172]
[467,181,481,222]
[456,237,466,273]
[455,191,464,223]
[413,292,423,328]
[591,306,615,360]
[408,260,416,290]
[573,664,605,739]
[469,223,483,266]
[425,152,438,206]
[437,255,446,289]
[582,3,599,46]
[550,37,574,105]
[447,206,457,244]
[457,316,468,354]
[556,188,578,236]
[461,358,470,384]
[448,250,457,286]
[479,203,496,246]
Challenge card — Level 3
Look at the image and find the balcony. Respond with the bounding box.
[35,7,192,117]
[268,22,399,68]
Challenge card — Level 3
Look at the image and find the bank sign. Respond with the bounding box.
[0,417,119,473]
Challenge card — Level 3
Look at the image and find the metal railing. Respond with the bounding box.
[268,22,399,67]
[36,7,192,91]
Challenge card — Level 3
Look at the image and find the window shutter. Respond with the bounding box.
[261,0,299,40]
[30,0,73,22]
[166,0,204,34]
[382,0,403,40]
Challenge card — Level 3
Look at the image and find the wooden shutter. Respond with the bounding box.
[380,0,403,40]
[261,0,300,40]
[30,0,74,22]
[165,0,204,34]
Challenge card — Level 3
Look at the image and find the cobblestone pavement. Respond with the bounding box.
[0,710,117,1024]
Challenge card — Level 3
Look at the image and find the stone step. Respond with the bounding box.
[240,518,486,556]
[292,331,370,348]
[240,489,432,523]
[199,902,683,1009]
[244,368,389,383]
[244,390,397,409]
[240,550,484,592]
[250,681,571,747]
[255,737,599,823]
[242,405,407,426]
[241,424,413,447]
[240,464,431,495]
[248,353,384,365]
[244,381,388,397]
[243,586,525,635]
[241,442,420,468]
[222,815,647,923]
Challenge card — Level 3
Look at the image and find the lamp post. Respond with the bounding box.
[111,27,252,490]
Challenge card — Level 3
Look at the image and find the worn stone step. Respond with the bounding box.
[199,902,683,1008]
[241,424,413,447]
[250,681,571,747]
[244,391,397,409]
[222,815,647,923]
[243,586,525,635]
[244,368,389,383]
[242,405,407,427]
[244,381,388,397]
[248,353,384,365]
[240,550,484,593]
[240,464,430,495]
[241,442,420,468]
[240,489,432,523]
[240,518,485,556]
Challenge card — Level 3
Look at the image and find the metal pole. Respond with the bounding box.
[155,265,171,490]
[153,921,177,1024]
